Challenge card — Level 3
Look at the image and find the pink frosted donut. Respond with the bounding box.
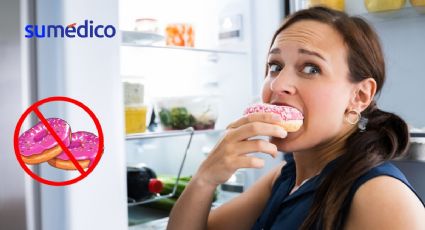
[18,118,71,164]
[48,131,101,170]
[244,103,304,132]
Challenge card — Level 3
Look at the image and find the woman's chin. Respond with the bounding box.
[270,136,296,153]
[270,130,304,153]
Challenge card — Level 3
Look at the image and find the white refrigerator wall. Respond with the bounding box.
[35,0,127,230]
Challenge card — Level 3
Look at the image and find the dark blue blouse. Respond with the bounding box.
[251,154,424,230]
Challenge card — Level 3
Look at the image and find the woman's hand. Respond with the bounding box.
[192,112,288,189]
[168,113,287,230]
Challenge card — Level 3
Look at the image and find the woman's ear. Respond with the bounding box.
[350,78,377,112]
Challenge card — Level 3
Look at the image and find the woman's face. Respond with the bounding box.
[262,20,356,153]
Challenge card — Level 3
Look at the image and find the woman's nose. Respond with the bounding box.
[270,70,297,96]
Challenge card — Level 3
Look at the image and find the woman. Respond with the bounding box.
[167,6,425,230]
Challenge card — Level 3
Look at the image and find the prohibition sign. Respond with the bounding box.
[14,96,104,186]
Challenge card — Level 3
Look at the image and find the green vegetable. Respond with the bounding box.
[159,107,196,130]
[143,175,218,212]
[158,175,217,201]
[158,175,191,198]
[141,175,189,212]
[159,109,172,127]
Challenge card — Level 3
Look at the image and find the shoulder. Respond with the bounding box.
[345,175,425,229]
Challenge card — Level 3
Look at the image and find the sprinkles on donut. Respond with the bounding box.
[243,103,304,132]
[48,131,101,170]
[18,118,71,165]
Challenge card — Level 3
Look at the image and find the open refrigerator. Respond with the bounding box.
[119,0,286,228]
[2,0,285,229]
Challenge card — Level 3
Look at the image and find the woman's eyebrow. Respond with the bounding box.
[298,48,326,62]
[269,48,326,62]
[269,47,281,54]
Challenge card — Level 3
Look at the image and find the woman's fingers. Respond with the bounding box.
[226,112,283,129]
[227,121,287,142]
[234,139,279,158]
[225,112,288,141]
[193,112,287,186]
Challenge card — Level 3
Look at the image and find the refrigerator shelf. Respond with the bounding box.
[126,128,225,140]
[127,193,175,207]
[126,127,196,207]
[121,30,164,45]
[125,127,227,208]
[121,41,247,55]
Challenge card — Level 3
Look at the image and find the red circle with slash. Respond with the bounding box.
[13,96,104,186]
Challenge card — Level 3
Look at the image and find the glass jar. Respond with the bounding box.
[134,18,159,33]
[154,95,218,131]
[123,78,150,134]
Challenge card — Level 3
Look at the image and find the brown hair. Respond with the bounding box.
[266,6,410,229]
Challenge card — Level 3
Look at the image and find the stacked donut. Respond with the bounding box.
[243,103,304,132]
[18,118,101,170]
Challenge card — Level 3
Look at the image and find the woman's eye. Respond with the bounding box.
[268,63,283,73]
[301,64,321,75]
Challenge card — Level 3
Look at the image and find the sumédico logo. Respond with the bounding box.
[25,20,116,38]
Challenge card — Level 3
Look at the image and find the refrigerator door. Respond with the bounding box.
[1,0,128,230]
